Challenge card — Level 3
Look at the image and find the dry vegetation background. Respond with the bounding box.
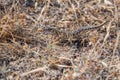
[0,0,120,80]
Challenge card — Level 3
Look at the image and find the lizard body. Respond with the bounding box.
[42,21,108,45]
[42,21,107,35]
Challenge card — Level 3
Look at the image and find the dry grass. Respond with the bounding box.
[0,0,120,80]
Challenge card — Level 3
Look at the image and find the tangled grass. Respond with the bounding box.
[0,0,120,80]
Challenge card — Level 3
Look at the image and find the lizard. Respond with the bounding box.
[41,20,108,45]
[42,20,108,35]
